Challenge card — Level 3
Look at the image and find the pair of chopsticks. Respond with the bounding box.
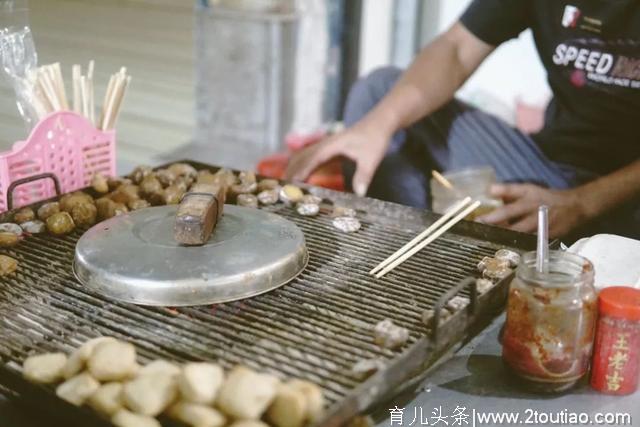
[71,61,95,124]
[369,171,480,278]
[98,67,131,131]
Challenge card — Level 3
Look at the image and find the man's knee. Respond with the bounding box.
[344,66,403,126]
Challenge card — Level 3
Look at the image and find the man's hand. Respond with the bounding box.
[284,122,390,196]
[477,184,589,238]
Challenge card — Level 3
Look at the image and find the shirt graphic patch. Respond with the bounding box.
[562,5,581,28]
[552,39,640,90]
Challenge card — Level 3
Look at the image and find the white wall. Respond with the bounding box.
[425,0,551,123]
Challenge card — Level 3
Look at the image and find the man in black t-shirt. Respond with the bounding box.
[286,0,640,239]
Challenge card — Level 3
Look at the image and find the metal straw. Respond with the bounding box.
[536,205,549,273]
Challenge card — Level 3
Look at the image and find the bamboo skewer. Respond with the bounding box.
[27,60,129,130]
[99,74,116,129]
[374,200,482,278]
[72,65,82,114]
[101,73,121,131]
[80,75,89,119]
[38,70,61,111]
[106,75,130,130]
[52,63,69,110]
[369,196,473,276]
[87,60,95,124]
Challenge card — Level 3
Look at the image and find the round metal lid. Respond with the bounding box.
[74,205,308,306]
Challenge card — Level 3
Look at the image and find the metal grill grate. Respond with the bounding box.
[0,162,536,425]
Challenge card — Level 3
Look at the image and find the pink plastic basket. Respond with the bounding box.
[0,111,116,212]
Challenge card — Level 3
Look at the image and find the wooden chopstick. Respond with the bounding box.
[432,170,455,190]
[374,200,482,278]
[87,60,95,124]
[369,196,472,275]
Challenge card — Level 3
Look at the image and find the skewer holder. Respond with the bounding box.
[0,111,116,211]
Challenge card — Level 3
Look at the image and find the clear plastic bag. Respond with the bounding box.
[0,0,39,130]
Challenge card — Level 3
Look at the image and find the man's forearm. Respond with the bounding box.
[576,160,640,220]
[358,23,493,138]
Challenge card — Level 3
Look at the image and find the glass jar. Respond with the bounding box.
[502,251,597,392]
[590,287,640,395]
[430,167,502,220]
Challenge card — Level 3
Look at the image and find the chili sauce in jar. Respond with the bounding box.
[502,251,597,392]
[591,286,640,395]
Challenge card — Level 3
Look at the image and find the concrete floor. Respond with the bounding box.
[0,0,194,172]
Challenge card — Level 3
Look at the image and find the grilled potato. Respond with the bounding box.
[88,340,138,382]
[216,366,279,420]
[140,176,162,198]
[56,372,100,406]
[228,421,270,427]
[112,410,161,427]
[46,212,75,235]
[266,383,307,427]
[168,163,197,180]
[213,168,237,187]
[37,202,60,221]
[237,194,258,208]
[0,254,18,276]
[127,199,151,211]
[59,192,94,213]
[168,402,226,427]
[13,207,35,224]
[107,177,133,192]
[257,179,280,192]
[163,185,186,205]
[123,372,178,416]
[92,173,109,194]
[71,203,98,227]
[196,170,217,186]
[288,380,325,423]
[97,198,125,219]
[63,336,118,379]
[146,191,167,206]
[138,360,181,378]
[88,382,124,416]
[178,362,224,405]
[279,185,303,206]
[373,319,409,350]
[0,231,20,247]
[239,171,257,185]
[266,380,325,427]
[110,184,140,205]
[174,177,192,192]
[23,353,67,384]
[229,183,257,203]
[129,165,153,184]
[155,169,177,187]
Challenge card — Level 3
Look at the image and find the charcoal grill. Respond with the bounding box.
[0,160,538,426]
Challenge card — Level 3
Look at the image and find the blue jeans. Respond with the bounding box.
[342,66,640,239]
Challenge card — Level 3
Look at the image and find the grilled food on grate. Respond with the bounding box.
[22,336,326,427]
